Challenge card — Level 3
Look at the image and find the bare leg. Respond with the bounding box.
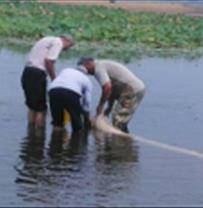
[28,109,36,125]
[35,111,46,128]
[34,112,46,137]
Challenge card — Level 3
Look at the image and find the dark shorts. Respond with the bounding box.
[21,66,47,112]
[48,88,83,132]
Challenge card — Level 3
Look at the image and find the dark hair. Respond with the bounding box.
[77,57,94,65]
[60,34,73,41]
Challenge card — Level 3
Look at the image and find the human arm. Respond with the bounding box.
[45,59,56,81]
[96,81,112,115]
[45,39,63,81]
[104,94,115,116]
[82,80,93,128]
[94,62,112,115]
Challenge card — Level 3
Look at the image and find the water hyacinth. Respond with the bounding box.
[0,1,203,60]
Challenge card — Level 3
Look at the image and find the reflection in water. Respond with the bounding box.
[14,126,140,206]
[15,128,90,205]
[15,125,46,185]
[93,130,139,164]
[48,130,69,158]
[92,130,139,205]
[48,129,89,167]
[14,126,47,204]
[2,47,203,205]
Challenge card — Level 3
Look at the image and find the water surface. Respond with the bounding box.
[0,48,203,206]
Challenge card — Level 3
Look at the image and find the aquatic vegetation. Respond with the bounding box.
[0,1,203,60]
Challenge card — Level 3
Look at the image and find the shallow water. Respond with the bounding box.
[0,48,203,206]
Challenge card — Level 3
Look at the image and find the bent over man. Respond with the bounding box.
[21,35,74,129]
[77,57,145,132]
[48,67,92,133]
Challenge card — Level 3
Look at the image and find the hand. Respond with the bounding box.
[96,104,103,116]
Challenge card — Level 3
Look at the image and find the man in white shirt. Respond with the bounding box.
[21,35,74,129]
[48,67,92,133]
[77,57,145,132]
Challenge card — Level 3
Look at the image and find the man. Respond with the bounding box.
[77,57,145,132]
[48,67,92,133]
[21,35,74,129]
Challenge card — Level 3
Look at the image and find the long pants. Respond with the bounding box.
[49,88,83,132]
[112,86,145,129]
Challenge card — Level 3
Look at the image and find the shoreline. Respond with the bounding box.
[1,38,203,62]
[39,1,203,16]
[1,2,203,60]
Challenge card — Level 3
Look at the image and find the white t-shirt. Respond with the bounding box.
[26,36,63,71]
[49,68,92,112]
[94,60,145,93]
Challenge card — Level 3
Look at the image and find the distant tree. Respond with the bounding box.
[110,0,116,3]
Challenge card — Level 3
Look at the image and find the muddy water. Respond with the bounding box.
[0,47,203,206]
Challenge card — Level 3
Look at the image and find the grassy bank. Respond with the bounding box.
[0,1,203,60]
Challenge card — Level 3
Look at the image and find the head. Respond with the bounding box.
[60,35,74,51]
[77,57,95,75]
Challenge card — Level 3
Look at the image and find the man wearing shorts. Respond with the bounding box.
[77,57,145,132]
[48,67,92,133]
[21,35,74,129]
